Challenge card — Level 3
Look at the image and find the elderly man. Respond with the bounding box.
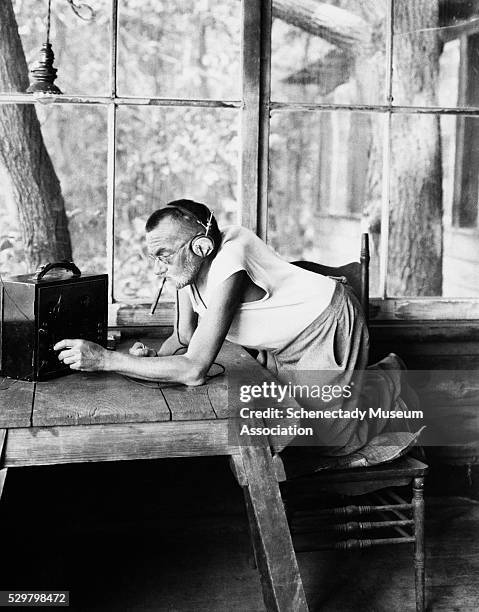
[54,199,387,459]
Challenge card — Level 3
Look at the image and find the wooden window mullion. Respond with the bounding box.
[240,0,262,232]
[453,33,479,228]
[379,0,394,298]
[107,0,119,303]
[257,0,272,241]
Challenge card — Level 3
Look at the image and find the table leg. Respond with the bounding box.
[235,446,308,612]
[0,468,7,502]
[0,430,7,502]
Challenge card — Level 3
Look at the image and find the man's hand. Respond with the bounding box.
[129,342,157,357]
[54,339,108,371]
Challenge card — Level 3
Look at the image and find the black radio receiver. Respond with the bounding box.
[0,261,108,381]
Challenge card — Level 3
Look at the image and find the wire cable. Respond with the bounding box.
[175,289,187,348]
[122,280,226,388]
[190,281,226,378]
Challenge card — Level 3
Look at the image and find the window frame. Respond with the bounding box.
[263,0,479,321]
[452,32,479,229]
[1,0,479,324]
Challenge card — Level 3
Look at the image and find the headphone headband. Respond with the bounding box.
[166,202,215,258]
[166,203,214,237]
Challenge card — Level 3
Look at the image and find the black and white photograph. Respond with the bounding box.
[1,1,479,610]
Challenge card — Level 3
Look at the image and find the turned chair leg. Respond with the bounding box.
[412,476,425,612]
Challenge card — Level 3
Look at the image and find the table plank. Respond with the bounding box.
[215,343,300,420]
[161,385,217,420]
[206,382,229,418]
[0,378,34,428]
[33,372,170,427]
[30,340,258,428]
[217,342,259,371]
[217,343,303,454]
[3,421,237,467]
[158,341,245,420]
[0,340,291,430]
[214,343,265,419]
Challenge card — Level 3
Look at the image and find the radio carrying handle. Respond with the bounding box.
[34,260,82,281]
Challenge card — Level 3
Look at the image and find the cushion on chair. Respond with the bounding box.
[280,353,426,482]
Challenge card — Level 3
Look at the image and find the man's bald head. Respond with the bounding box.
[146,207,199,240]
[145,200,221,253]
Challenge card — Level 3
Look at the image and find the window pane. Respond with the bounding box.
[387,113,479,297]
[268,111,383,296]
[11,0,110,96]
[0,104,107,277]
[114,106,239,301]
[271,0,388,105]
[393,0,479,108]
[118,0,241,100]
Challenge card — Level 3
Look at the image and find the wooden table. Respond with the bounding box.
[0,339,308,612]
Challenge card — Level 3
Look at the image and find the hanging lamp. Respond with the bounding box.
[26,0,62,95]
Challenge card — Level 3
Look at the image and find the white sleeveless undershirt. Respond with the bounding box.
[187,225,335,351]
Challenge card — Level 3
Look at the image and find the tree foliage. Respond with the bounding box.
[1,0,239,300]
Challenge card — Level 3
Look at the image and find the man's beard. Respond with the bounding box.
[171,249,202,289]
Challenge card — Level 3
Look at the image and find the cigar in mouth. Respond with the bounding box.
[150,276,166,316]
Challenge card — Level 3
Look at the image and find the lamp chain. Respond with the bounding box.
[46,0,52,44]
[26,0,95,95]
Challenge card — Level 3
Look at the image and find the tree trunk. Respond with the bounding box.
[283,47,352,93]
[388,0,443,295]
[272,0,479,50]
[0,0,72,269]
[274,0,444,295]
[273,0,372,50]
[439,0,479,23]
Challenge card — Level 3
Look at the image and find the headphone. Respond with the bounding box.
[166,202,215,258]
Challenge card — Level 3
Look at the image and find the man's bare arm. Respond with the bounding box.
[55,271,248,384]
[130,287,198,357]
[156,287,198,355]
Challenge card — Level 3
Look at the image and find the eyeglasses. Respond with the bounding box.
[148,252,175,266]
[148,237,192,266]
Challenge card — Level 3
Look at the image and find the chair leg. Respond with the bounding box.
[412,476,425,612]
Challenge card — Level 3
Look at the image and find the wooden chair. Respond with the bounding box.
[291,233,370,326]
[282,233,428,612]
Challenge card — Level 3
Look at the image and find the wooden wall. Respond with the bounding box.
[370,321,479,467]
